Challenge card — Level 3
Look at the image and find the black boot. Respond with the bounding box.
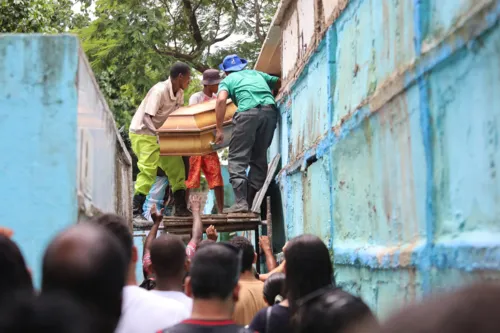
[133,194,146,218]
[247,186,258,211]
[173,189,192,217]
[225,184,249,213]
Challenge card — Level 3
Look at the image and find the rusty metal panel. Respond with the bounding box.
[322,0,347,24]
[302,156,333,242]
[282,5,299,79]
[270,0,500,319]
[428,23,500,281]
[289,40,329,160]
[336,267,424,318]
[297,0,316,54]
[334,0,415,127]
[331,84,426,249]
[425,0,491,49]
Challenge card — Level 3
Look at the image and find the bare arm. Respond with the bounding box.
[143,114,157,133]
[259,260,285,282]
[190,195,204,245]
[260,236,277,271]
[143,204,163,257]
[214,90,229,144]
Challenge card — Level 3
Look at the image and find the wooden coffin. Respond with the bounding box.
[158,99,237,156]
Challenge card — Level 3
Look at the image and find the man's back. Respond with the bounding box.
[150,290,193,313]
[232,278,267,326]
[116,286,189,333]
[218,70,278,112]
[158,319,254,333]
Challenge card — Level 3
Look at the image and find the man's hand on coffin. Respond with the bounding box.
[150,204,164,225]
[215,90,229,144]
[215,128,224,145]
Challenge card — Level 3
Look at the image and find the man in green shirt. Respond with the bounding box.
[215,54,281,213]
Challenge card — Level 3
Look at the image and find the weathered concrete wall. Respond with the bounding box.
[0,34,132,286]
[271,0,500,317]
[0,35,79,286]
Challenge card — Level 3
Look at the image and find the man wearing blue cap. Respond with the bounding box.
[214,54,281,213]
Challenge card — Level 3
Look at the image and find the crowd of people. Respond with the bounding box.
[2,197,500,333]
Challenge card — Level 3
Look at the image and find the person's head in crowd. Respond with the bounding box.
[0,291,91,333]
[42,223,126,333]
[0,235,33,304]
[150,234,187,291]
[185,243,241,318]
[284,234,333,307]
[263,273,285,305]
[197,239,215,251]
[89,213,136,284]
[202,69,222,96]
[170,62,191,91]
[376,283,500,333]
[229,236,255,274]
[294,288,377,333]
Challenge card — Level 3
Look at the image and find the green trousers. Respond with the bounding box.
[130,132,186,195]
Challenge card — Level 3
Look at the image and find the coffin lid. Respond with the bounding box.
[158,99,237,134]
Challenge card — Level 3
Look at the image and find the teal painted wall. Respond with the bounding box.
[272,0,500,317]
[0,34,132,287]
[0,35,79,286]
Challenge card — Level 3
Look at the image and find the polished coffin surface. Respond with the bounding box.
[158,99,237,156]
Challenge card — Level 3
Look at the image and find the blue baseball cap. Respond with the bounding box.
[219,54,248,72]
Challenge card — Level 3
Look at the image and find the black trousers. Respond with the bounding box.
[228,106,277,196]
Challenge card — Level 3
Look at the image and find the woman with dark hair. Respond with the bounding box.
[286,234,376,333]
[250,234,376,333]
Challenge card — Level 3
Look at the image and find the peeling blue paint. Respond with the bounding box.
[0,35,79,287]
[274,0,500,318]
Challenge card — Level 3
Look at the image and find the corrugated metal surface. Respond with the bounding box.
[266,0,500,318]
[0,34,132,285]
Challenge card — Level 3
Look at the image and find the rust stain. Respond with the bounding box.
[382,0,390,60]
[376,245,399,265]
[325,0,350,29]
[353,63,360,77]
[407,267,417,302]
[276,0,493,179]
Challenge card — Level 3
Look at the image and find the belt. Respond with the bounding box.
[256,104,276,111]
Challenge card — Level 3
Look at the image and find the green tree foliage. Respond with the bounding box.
[77,0,278,133]
[0,0,90,33]
[1,0,278,160]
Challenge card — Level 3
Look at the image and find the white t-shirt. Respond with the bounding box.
[188,91,215,106]
[115,286,189,333]
[150,290,193,313]
[129,79,184,136]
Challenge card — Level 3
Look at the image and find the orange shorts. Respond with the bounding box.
[185,152,223,189]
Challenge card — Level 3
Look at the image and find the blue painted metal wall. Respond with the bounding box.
[0,35,79,286]
[271,0,500,317]
[0,34,132,287]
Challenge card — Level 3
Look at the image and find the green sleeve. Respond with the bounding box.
[259,71,279,89]
[218,77,231,94]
